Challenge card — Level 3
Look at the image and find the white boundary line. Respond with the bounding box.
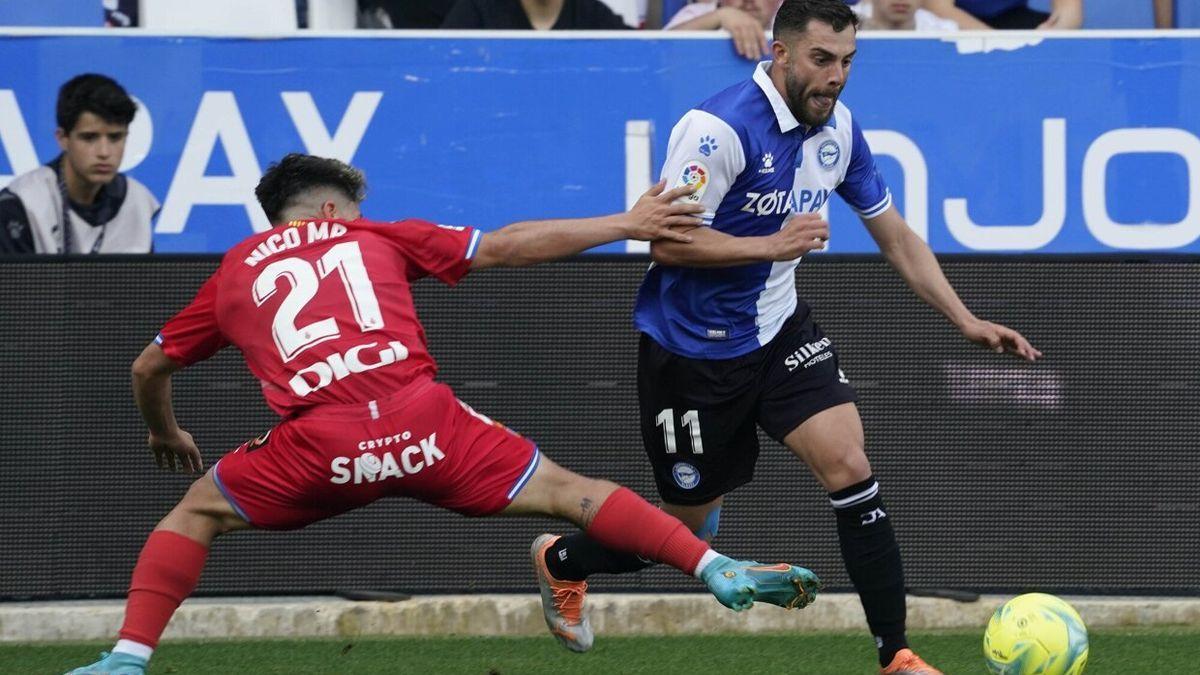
[3,593,1199,642]
[0,27,1199,40]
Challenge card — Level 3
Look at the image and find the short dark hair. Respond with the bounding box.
[773,0,859,41]
[56,73,136,132]
[255,153,368,224]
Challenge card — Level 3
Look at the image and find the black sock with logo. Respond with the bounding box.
[830,476,908,667]
[544,533,656,582]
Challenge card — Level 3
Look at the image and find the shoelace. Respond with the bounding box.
[550,580,588,624]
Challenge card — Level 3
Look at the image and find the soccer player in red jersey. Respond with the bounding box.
[67,154,823,675]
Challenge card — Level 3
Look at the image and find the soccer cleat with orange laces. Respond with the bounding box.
[880,648,944,675]
[698,558,821,611]
[531,534,594,653]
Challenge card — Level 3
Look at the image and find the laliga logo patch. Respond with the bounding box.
[818,140,840,169]
[672,462,700,490]
[675,161,709,203]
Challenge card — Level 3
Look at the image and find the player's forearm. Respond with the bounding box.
[1049,0,1083,28]
[132,344,183,437]
[923,0,991,29]
[651,227,773,268]
[669,10,725,31]
[486,215,632,267]
[879,228,975,329]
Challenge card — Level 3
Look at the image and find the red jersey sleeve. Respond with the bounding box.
[387,219,480,285]
[155,269,229,367]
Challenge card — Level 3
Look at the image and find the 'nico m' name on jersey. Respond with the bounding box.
[635,61,892,360]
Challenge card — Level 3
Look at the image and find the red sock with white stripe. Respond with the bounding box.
[114,530,209,659]
[584,487,720,577]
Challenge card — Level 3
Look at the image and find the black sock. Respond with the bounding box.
[830,476,908,667]
[544,532,656,582]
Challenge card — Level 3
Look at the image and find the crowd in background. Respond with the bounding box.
[89,0,1194,33]
[0,0,1190,254]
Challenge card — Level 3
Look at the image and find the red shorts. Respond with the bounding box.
[211,379,540,530]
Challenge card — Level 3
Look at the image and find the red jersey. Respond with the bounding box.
[156,218,481,418]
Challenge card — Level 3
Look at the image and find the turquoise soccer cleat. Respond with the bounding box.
[63,651,148,675]
[701,557,822,611]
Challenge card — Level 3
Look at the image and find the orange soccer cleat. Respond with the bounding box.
[530,534,594,653]
[880,648,944,675]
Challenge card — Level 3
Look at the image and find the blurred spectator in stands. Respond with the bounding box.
[359,0,456,27]
[0,75,157,254]
[924,0,1082,29]
[1153,0,1173,28]
[442,0,632,28]
[121,0,313,28]
[103,0,138,27]
[853,0,958,30]
[665,1,782,60]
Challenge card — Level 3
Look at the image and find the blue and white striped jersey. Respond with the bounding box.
[634,61,892,359]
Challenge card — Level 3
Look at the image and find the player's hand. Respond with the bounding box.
[1037,6,1083,30]
[149,428,204,474]
[625,180,703,243]
[717,8,768,61]
[764,212,830,261]
[959,318,1043,361]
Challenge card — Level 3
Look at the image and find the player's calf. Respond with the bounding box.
[513,459,821,655]
[65,472,249,675]
[830,475,909,667]
[507,460,714,576]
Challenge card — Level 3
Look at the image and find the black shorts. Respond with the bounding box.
[638,309,857,505]
[984,7,1050,29]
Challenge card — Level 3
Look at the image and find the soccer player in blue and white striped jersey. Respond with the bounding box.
[533,1,1040,673]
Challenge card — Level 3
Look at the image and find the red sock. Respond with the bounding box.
[585,487,710,575]
[118,530,209,648]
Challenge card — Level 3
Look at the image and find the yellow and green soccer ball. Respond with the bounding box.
[983,593,1089,674]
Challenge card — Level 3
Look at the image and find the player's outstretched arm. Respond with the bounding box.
[923,0,992,30]
[651,210,830,268]
[131,343,204,473]
[864,205,1042,362]
[470,182,701,269]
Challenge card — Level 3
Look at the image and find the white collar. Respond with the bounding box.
[753,61,802,134]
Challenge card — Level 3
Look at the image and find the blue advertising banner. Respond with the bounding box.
[0,31,1197,253]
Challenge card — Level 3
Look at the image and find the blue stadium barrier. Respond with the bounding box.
[0,0,97,27]
[1182,0,1200,27]
[0,31,1197,254]
[1030,0,1154,29]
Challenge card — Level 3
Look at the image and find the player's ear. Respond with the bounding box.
[320,200,338,219]
[54,127,69,151]
[771,40,788,65]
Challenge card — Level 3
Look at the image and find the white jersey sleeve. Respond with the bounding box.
[837,117,892,220]
[659,109,747,228]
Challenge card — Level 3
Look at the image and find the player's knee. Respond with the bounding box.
[170,476,245,536]
[817,445,872,491]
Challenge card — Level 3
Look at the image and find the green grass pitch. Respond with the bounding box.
[12,627,1197,674]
